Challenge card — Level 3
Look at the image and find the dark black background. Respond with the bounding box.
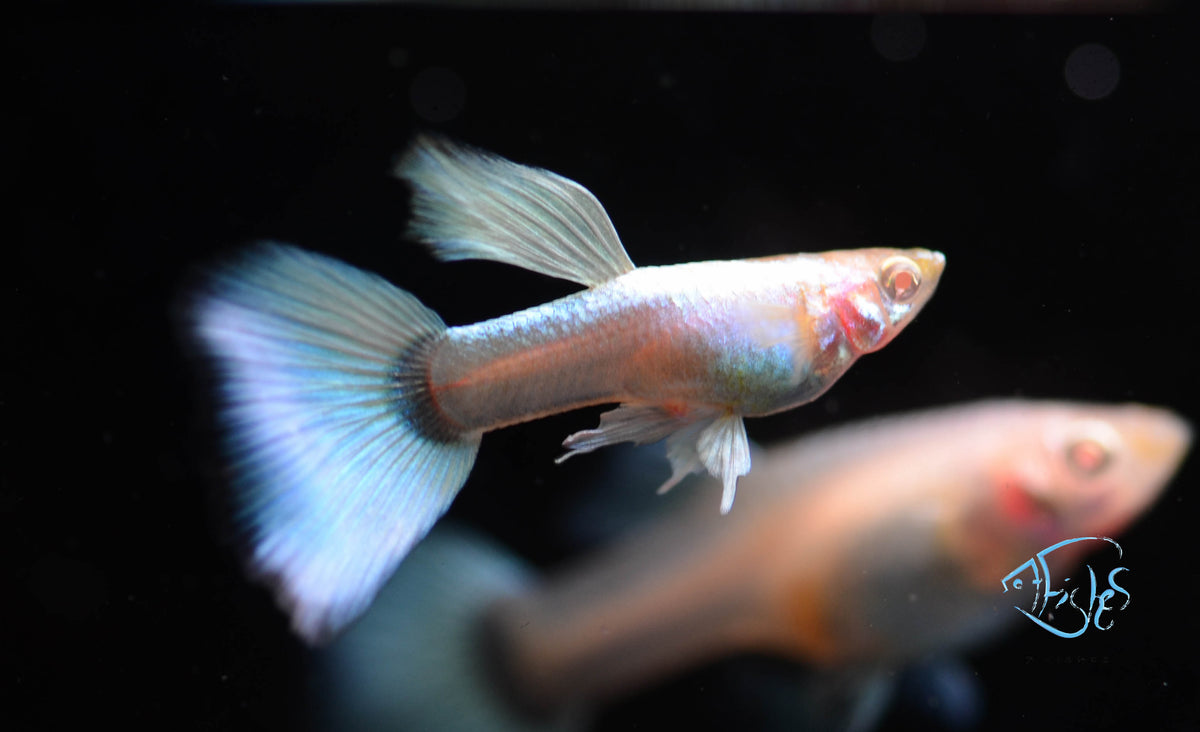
[9,6,1199,731]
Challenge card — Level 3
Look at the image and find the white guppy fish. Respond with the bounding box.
[191,135,945,641]
[317,400,1190,732]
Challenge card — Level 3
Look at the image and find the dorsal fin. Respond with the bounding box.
[396,134,636,287]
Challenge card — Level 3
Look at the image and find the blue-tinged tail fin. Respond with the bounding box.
[191,243,480,643]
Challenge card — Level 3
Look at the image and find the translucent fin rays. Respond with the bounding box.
[560,404,751,514]
[192,244,480,642]
[397,134,636,287]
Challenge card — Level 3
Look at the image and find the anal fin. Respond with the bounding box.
[557,404,694,462]
[559,405,751,514]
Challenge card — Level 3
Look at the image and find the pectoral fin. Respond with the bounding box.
[697,413,752,513]
[396,134,636,286]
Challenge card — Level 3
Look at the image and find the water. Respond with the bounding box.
[12,8,1196,731]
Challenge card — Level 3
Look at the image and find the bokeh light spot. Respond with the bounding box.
[1065,43,1120,101]
[870,14,927,63]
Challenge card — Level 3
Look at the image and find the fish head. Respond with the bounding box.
[984,402,1190,563]
[820,248,945,354]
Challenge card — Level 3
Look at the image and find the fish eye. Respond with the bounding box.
[1065,438,1111,476]
[880,257,921,302]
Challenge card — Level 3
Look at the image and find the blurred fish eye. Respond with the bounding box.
[880,256,921,302]
[1065,438,1112,476]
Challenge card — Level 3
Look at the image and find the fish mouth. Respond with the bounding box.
[1095,404,1191,536]
[1128,405,1192,475]
[915,249,946,283]
[895,248,946,308]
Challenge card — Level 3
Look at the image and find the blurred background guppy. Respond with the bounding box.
[189,135,944,642]
[318,400,1189,732]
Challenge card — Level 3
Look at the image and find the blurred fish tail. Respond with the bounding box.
[319,527,580,732]
[190,243,480,642]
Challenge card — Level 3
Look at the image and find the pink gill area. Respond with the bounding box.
[994,470,1058,528]
[997,474,1040,523]
[830,286,885,353]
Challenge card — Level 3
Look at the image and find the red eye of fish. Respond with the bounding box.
[880,257,921,302]
[1066,438,1110,476]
